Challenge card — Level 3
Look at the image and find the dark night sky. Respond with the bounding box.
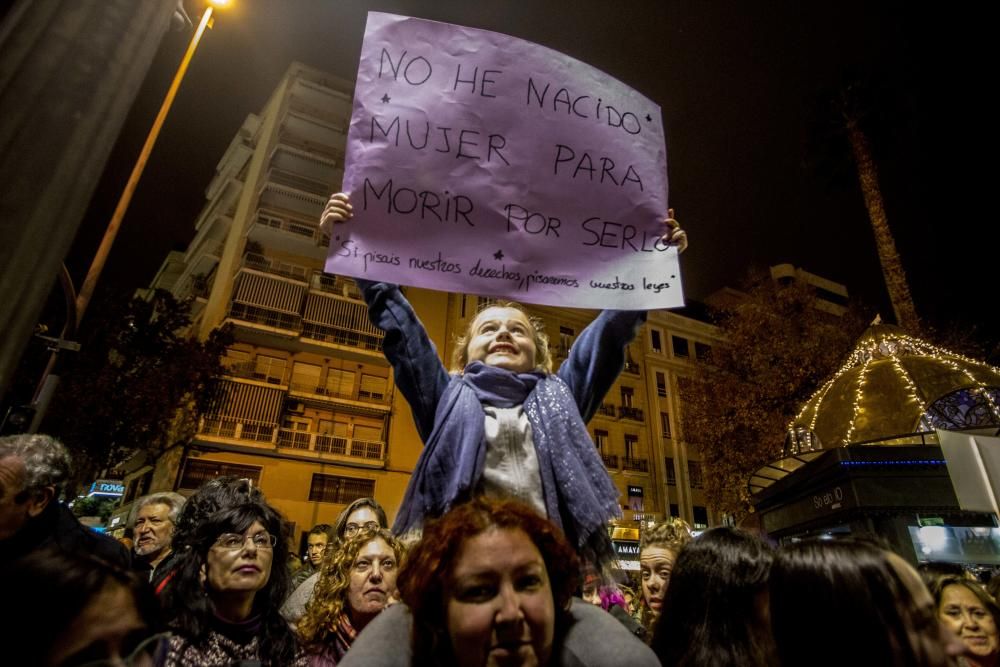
[68,1,995,345]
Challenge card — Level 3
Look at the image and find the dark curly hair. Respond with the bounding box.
[298,526,405,649]
[163,477,298,664]
[398,497,579,665]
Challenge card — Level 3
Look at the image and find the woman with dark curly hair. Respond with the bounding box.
[650,527,775,666]
[930,576,1000,667]
[161,477,306,666]
[339,498,658,667]
[298,526,405,665]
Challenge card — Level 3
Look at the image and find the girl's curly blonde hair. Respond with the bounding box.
[297,526,405,648]
[640,516,694,552]
[451,300,552,374]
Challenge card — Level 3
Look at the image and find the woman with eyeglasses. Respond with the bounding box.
[283,498,389,624]
[161,477,307,666]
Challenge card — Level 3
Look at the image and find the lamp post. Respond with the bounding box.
[75,0,228,326]
[25,0,229,433]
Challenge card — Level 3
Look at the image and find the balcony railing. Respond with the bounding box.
[623,361,641,375]
[301,322,382,351]
[623,457,649,473]
[241,252,311,282]
[598,403,617,418]
[618,406,644,421]
[223,361,286,385]
[199,416,277,444]
[601,453,619,469]
[310,271,361,300]
[255,209,327,246]
[276,428,385,460]
[228,302,302,332]
[287,381,388,405]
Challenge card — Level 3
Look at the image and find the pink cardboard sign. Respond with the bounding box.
[326,12,683,310]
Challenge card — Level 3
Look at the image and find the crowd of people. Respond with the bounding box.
[2,195,997,664]
[3,432,1000,666]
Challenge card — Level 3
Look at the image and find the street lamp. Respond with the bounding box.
[75,0,230,326]
[26,0,230,433]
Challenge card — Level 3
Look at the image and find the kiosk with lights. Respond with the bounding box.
[750,324,1000,566]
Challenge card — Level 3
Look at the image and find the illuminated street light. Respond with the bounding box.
[26,1,230,433]
[75,0,229,326]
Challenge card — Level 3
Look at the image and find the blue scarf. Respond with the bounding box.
[393,361,621,565]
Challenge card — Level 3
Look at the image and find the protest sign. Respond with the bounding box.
[326,12,683,310]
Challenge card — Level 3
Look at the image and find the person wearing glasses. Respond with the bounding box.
[283,498,389,624]
[161,477,307,666]
[298,526,405,665]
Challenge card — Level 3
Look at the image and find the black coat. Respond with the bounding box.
[0,500,130,569]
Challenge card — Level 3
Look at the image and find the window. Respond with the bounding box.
[325,368,355,398]
[689,462,703,489]
[221,348,250,372]
[693,506,709,529]
[620,386,634,408]
[558,326,575,357]
[660,412,671,438]
[695,342,713,363]
[655,372,667,397]
[254,355,286,384]
[672,336,690,358]
[359,374,388,401]
[309,474,375,504]
[180,460,261,490]
[669,503,679,517]
[594,429,609,452]
[624,433,639,459]
[665,457,676,486]
[650,329,662,354]
[291,362,321,392]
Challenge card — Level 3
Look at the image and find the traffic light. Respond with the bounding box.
[0,405,36,435]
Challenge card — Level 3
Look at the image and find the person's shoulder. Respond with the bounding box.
[338,604,413,667]
[53,504,131,567]
[558,600,659,667]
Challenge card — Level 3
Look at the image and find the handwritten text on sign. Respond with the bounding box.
[326,12,683,310]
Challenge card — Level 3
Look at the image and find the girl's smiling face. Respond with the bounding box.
[466,307,538,374]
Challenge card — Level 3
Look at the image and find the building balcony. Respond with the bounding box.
[288,381,388,406]
[276,428,385,462]
[601,453,619,469]
[310,271,361,300]
[301,292,382,353]
[223,361,287,386]
[247,208,328,258]
[240,252,311,283]
[623,457,649,473]
[618,406,644,421]
[199,416,277,444]
[622,361,641,376]
[227,302,302,334]
[598,403,617,418]
[258,180,326,220]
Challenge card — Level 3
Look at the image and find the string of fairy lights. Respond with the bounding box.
[786,326,1000,453]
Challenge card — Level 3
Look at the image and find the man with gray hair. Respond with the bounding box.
[0,433,128,567]
[132,491,185,583]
